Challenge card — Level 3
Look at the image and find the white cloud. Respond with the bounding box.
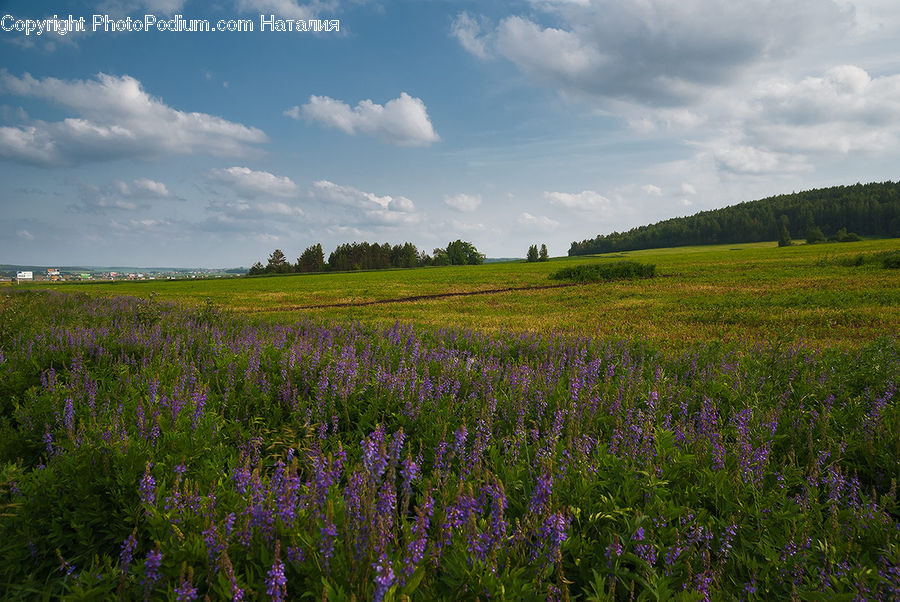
[70,177,176,213]
[517,212,560,229]
[742,65,900,154]
[458,1,850,108]
[0,72,267,167]
[544,189,611,210]
[712,145,812,175]
[309,180,420,226]
[98,0,188,14]
[444,193,482,212]
[641,184,662,196]
[496,16,602,84]
[208,166,300,198]
[17,229,34,240]
[680,182,696,195]
[295,92,440,146]
[235,0,339,20]
[451,12,489,60]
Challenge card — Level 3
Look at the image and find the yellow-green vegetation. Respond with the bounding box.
[29,238,900,349]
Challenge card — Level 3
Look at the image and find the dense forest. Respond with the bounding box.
[569,181,900,255]
[248,239,484,275]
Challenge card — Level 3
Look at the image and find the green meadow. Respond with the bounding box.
[31,239,899,349]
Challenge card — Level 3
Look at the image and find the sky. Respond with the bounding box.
[1,0,899,268]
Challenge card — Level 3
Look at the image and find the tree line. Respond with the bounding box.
[569,181,900,255]
[247,240,485,275]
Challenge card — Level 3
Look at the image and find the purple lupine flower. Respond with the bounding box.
[362,425,388,480]
[719,522,738,558]
[143,549,163,591]
[266,542,287,602]
[400,454,421,496]
[605,535,622,565]
[632,526,657,566]
[119,532,138,572]
[139,462,156,506]
[372,554,395,602]
[64,397,75,433]
[528,471,553,515]
[203,525,224,572]
[43,427,55,458]
[319,518,337,572]
[404,492,434,577]
[664,544,683,575]
[537,512,570,564]
[175,569,198,601]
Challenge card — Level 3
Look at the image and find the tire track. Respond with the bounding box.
[244,282,579,312]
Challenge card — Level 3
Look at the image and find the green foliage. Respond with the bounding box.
[446,239,484,265]
[549,261,656,282]
[570,181,900,255]
[296,243,326,273]
[539,244,549,262]
[527,245,539,263]
[778,223,792,247]
[807,226,826,244]
[266,249,291,274]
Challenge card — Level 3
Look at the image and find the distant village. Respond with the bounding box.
[3,267,242,283]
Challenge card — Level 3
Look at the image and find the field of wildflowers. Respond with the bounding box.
[0,290,898,599]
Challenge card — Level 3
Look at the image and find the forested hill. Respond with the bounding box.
[569,181,900,255]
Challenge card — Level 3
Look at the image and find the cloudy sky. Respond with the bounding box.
[1,0,898,267]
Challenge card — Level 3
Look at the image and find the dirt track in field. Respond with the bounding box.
[244,282,580,312]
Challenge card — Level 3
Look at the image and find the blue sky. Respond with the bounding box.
[1,0,899,267]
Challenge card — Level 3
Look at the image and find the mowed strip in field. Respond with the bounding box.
[29,239,900,349]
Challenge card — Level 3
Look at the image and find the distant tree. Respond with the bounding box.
[445,240,484,265]
[266,249,290,273]
[432,248,450,266]
[806,226,826,244]
[296,244,326,273]
[778,225,792,247]
[526,245,539,262]
[248,261,265,276]
[539,244,549,261]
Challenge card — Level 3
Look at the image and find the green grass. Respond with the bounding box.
[24,238,900,349]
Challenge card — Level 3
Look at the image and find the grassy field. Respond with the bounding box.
[2,241,899,599]
[21,238,900,349]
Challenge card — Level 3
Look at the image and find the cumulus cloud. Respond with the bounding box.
[680,182,696,195]
[641,184,662,196]
[742,65,900,154]
[69,177,176,213]
[208,166,300,198]
[309,180,420,225]
[456,1,850,108]
[517,212,560,229]
[235,0,339,20]
[291,92,440,146]
[444,193,482,212]
[712,145,812,175]
[544,189,612,210]
[17,229,35,240]
[0,71,267,167]
[98,0,188,14]
[451,12,490,59]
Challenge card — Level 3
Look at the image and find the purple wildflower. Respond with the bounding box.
[139,462,156,506]
[372,554,395,602]
[175,568,198,601]
[266,541,287,602]
[119,532,138,572]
